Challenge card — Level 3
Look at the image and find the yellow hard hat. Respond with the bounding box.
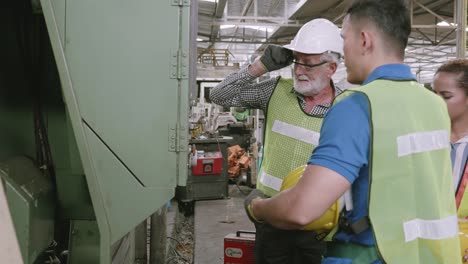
[280,165,341,232]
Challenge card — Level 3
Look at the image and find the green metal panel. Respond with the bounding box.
[110,229,136,264]
[84,126,174,242]
[67,115,85,175]
[1,8,98,262]
[40,1,113,261]
[4,181,30,262]
[176,0,195,187]
[1,157,55,264]
[64,0,180,187]
[45,110,95,220]
[40,0,192,262]
[55,172,95,219]
[51,0,65,45]
[68,220,100,264]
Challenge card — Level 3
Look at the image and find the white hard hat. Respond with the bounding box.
[284,18,343,57]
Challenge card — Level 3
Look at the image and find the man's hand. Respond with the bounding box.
[259,45,293,72]
[244,189,266,224]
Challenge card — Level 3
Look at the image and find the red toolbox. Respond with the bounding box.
[191,150,223,175]
[224,230,256,264]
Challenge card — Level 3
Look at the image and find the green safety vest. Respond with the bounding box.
[257,78,324,197]
[333,80,461,264]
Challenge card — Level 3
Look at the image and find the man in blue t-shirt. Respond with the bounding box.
[245,1,459,263]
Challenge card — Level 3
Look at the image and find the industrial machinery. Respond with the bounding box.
[177,138,231,204]
[2,0,196,263]
[188,81,243,138]
[183,79,258,203]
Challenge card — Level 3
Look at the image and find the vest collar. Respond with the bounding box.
[363,64,417,85]
[454,135,468,144]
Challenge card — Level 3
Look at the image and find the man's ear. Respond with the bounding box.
[361,30,373,55]
[328,62,338,75]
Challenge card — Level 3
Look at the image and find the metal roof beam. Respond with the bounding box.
[456,0,467,57]
[198,40,289,44]
[413,0,450,23]
[413,0,453,16]
[214,0,227,18]
[209,0,228,49]
[210,21,303,27]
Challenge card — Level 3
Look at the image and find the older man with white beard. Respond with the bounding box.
[210,18,343,264]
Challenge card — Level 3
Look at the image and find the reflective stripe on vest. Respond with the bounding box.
[272,120,320,146]
[257,78,324,197]
[397,130,450,157]
[334,80,461,264]
[259,170,283,192]
[403,215,458,242]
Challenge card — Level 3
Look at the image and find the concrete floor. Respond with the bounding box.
[194,184,255,264]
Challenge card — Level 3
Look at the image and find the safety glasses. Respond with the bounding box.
[292,60,330,71]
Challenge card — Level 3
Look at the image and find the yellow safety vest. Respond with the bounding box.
[333,80,460,264]
[257,78,324,197]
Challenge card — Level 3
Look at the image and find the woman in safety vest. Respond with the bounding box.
[433,59,468,262]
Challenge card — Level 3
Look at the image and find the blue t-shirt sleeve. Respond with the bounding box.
[308,92,370,183]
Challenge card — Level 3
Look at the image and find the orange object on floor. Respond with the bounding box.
[227,145,251,178]
[228,165,240,178]
[238,153,251,167]
[228,153,238,167]
[227,145,243,156]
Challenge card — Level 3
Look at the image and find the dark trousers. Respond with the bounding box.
[254,223,325,264]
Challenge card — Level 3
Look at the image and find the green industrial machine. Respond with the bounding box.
[1,0,196,263]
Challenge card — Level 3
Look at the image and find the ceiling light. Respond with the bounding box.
[437,21,455,27]
[200,0,216,2]
[220,24,274,32]
[436,21,468,31]
[197,38,203,42]
[244,25,274,33]
[220,25,236,29]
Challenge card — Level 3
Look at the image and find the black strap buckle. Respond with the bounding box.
[339,216,370,235]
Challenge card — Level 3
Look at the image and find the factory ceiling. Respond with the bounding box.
[197,0,466,84]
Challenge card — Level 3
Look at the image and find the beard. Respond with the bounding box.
[293,74,328,96]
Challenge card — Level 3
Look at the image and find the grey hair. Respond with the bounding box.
[320,52,341,65]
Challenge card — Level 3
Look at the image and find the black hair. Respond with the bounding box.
[346,0,411,57]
